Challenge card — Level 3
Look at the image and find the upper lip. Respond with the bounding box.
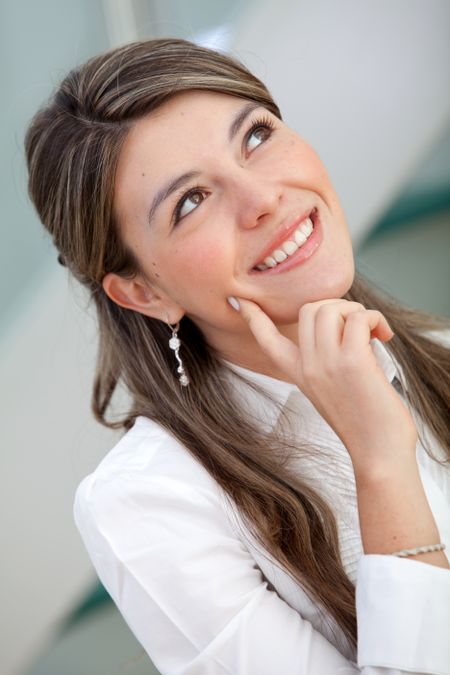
[250,206,317,270]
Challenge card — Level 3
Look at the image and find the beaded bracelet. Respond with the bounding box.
[390,543,446,557]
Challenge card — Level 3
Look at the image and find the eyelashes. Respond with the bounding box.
[172,184,207,225]
[245,114,275,150]
[171,114,276,225]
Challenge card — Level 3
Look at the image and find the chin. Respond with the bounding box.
[266,262,355,325]
[320,260,355,299]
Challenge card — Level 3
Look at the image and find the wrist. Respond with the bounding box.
[353,457,446,568]
[352,453,419,488]
[397,549,449,568]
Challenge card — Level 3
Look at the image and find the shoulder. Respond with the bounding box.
[73,415,228,542]
[76,414,219,489]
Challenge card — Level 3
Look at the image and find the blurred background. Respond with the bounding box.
[1,1,449,673]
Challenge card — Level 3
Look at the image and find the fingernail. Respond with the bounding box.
[227,296,240,311]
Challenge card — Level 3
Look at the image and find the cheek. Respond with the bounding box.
[283,136,330,183]
[167,236,229,287]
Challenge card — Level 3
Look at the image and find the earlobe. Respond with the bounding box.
[101,272,184,323]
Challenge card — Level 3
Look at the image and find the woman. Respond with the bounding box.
[25,38,450,674]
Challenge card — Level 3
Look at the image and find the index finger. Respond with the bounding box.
[232,297,299,376]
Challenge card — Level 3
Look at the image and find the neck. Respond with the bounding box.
[202,320,300,384]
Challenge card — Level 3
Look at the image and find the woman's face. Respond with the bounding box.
[110,90,354,364]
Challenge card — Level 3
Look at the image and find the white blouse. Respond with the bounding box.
[73,332,450,675]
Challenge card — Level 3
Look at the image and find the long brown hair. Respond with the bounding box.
[24,37,450,654]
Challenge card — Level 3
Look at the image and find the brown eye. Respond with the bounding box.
[247,126,271,151]
[173,188,206,224]
[245,115,275,153]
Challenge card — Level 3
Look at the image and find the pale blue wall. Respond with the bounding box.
[0,0,109,334]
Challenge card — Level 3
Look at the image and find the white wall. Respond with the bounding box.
[231,0,450,247]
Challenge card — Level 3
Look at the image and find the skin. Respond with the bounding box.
[104,89,355,382]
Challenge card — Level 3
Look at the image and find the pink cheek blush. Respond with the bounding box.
[176,242,225,281]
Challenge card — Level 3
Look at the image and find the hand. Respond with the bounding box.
[229,297,418,476]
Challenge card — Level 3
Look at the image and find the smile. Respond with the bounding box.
[251,207,321,273]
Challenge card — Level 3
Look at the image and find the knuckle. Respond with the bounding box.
[316,304,333,318]
[339,353,359,375]
[242,312,255,327]
[346,309,365,321]
[301,361,318,382]
[264,335,278,353]
[345,301,366,311]
[298,302,312,320]
[322,360,336,378]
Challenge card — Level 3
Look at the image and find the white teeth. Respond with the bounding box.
[282,240,299,255]
[300,218,313,236]
[256,212,316,271]
[294,230,307,246]
[273,249,288,263]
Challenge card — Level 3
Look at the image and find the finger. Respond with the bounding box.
[299,298,365,348]
[233,298,299,374]
[361,309,394,342]
[297,302,318,365]
[369,313,395,342]
[314,301,366,356]
[341,309,394,355]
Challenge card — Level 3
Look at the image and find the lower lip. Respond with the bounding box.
[250,211,323,276]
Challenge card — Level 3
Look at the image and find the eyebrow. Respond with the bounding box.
[147,101,261,227]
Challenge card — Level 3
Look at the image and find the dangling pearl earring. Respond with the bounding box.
[168,321,190,386]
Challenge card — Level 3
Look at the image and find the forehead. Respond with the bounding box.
[128,89,250,145]
[116,90,252,177]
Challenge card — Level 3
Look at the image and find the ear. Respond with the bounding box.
[102,272,185,324]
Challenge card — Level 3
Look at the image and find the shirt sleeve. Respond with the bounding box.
[73,469,450,675]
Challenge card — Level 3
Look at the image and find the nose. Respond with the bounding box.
[230,167,282,230]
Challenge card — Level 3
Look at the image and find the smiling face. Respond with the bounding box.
[106,90,355,372]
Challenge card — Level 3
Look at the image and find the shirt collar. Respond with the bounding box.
[222,338,403,434]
